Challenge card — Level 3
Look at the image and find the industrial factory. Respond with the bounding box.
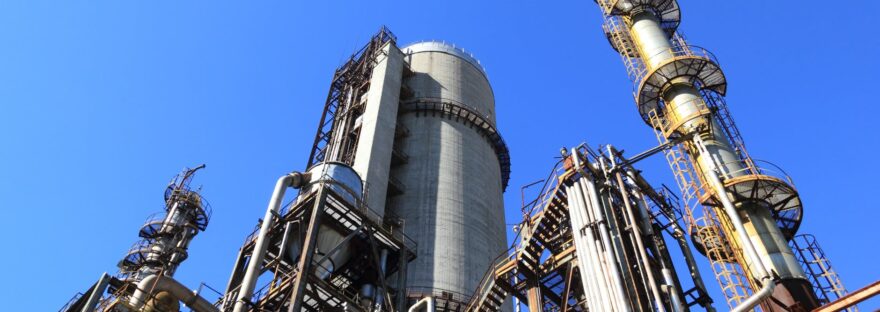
[59,0,878,311]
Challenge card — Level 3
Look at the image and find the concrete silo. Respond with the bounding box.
[391,41,510,304]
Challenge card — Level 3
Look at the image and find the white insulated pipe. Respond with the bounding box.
[129,274,220,312]
[232,172,309,312]
[566,181,605,311]
[408,296,434,312]
[582,179,631,311]
[694,136,775,312]
[572,150,632,312]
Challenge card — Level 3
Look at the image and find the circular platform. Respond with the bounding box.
[600,0,681,33]
[699,174,803,240]
[636,51,727,123]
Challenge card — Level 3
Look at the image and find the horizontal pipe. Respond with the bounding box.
[130,274,219,312]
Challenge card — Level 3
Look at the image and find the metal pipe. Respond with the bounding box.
[80,273,111,312]
[626,160,717,312]
[694,137,775,312]
[573,150,631,312]
[571,179,612,311]
[613,169,666,312]
[581,173,631,312]
[566,181,602,311]
[661,268,685,312]
[129,274,220,312]
[408,296,435,312]
[232,172,309,312]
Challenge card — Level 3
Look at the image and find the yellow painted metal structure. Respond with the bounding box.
[595,0,818,310]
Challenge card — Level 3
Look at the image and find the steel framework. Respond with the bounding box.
[465,144,715,312]
[219,180,415,312]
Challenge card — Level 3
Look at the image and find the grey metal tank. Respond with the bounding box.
[390,41,509,302]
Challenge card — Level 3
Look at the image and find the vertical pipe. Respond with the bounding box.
[80,273,111,312]
[613,169,666,312]
[627,170,716,312]
[661,268,685,312]
[573,150,631,312]
[693,137,776,312]
[232,172,306,312]
[565,182,601,311]
[582,177,631,312]
[630,180,686,312]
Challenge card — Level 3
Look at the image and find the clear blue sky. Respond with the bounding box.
[1,1,878,310]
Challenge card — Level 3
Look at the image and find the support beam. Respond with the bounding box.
[287,187,329,312]
[813,281,880,312]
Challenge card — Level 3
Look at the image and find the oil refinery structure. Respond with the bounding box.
[60,1,878,311]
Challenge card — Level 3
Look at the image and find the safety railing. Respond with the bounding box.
[409,286,473,310]
[713,158,795,187]
[631,44,721,92]
[138,212,169,240]
[58,293,84,312]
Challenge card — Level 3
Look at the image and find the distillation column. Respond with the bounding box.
[595,1,819,310]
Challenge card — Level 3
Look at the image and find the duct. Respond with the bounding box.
[232,171,310,312]
[694,136,775,312]
[129,274,219,312]
[408,296,435,312]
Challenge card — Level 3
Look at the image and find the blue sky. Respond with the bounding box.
[1,1,878,310]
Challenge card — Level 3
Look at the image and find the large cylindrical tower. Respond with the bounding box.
[594,1,820,311]
[391,41,509,302]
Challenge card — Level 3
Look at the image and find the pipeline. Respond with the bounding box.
[129,274,219,312]
[232,171,310,312]
[79,273,111,312]
[694,136,775,312]
[567,148,633,312]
